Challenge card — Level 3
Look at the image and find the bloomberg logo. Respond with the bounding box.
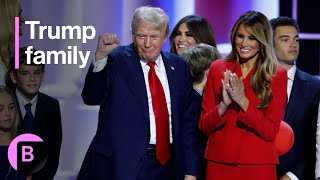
[8,134,47,174]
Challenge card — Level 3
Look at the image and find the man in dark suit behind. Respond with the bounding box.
[8,47,62,180]
[77,6,200,180]
[270,17,320,180]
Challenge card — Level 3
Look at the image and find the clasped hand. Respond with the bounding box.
[221,70,246,107]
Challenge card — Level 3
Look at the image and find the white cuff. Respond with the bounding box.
[92,56,108,72]
[286,171,299,180]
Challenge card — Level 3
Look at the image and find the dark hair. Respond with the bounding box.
[6,47,45,90]
[9,46,45,74]
[269,16,300,34]
[169,15,217,54]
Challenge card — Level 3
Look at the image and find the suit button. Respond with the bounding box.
[145,134,150,139]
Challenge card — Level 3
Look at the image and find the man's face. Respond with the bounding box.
[132,21,167,61]
[273,26,299,65]
[10,64,44,101]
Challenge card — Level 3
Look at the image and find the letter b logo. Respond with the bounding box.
[22,146,34,162]
[8,134,47,174]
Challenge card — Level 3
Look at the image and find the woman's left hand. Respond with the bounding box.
[226,73,249,111]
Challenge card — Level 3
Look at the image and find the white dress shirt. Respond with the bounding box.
[286,65,299,180]
[92,56,173,144]
[15,89,38,118]
[287,65,296,102]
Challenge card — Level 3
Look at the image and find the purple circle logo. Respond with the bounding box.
[8,133,47,174]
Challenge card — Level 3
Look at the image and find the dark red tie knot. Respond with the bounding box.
[147,61,156,69]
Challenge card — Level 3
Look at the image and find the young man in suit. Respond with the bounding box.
[78,6,200,180]
[270,17,320,180]
[8,47,62,180]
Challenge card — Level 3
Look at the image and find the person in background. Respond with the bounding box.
[8,47,62,180]
[199,11,287,179]
[169,15,217,56]
[181,43,221,95]
[181,43,221,180]
[77,6,200,180]
[169,16,220,179]
[0,0,25,85]
[0,85,29,180]
[270,16,320,180]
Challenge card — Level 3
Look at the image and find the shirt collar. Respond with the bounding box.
[287,65,297,81]
[140,55,163,69]
[15,89,38,106]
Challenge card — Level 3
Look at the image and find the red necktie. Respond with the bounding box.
[147,61,170,165]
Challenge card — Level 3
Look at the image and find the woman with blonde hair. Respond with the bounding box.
[0,85,27,179]
[0,0,25,85]
[199,11,287,179]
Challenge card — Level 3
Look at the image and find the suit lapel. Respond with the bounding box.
[33,93,44,131]
[162,52,176,110]
[122,47,178,134]
[123,44,150,126]
[161,52,178,139]
[285,69,305,125]
[16,97,24,133]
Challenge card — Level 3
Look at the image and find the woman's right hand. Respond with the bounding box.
[218,70,232,115]
[222,70,232,106]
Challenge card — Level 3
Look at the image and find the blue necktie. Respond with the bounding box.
[24,103,33,133]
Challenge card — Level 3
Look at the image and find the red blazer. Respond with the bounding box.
[199,59,287,164]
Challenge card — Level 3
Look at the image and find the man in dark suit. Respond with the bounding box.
[8,47,62,180]
[270,17,320,180]
[77,6,200,180]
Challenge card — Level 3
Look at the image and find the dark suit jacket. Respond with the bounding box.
[191,90,207,180]
[18,92,62,180]
[79,43,200,180]
[277,68,320,179]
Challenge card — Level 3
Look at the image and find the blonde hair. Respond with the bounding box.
[0,0,20,70]
[226,11,278,108]
[131,6,170,37]
[0,85,19,139]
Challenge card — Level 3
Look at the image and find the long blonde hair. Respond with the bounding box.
[226,11,278,108]
[0,85,19,139]
[0,0,20,70]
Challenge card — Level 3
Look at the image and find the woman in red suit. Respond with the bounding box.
[199,11,287,180]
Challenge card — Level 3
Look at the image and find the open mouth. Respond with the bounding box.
[240,48,251,53]
[177,44,188,48]
[28,84,37,88]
